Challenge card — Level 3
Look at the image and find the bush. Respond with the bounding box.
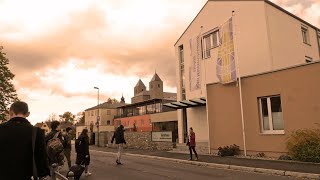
[286,128,320,163]
[278,155,292,161]
[256,152,265,158]
[218,144,240,157]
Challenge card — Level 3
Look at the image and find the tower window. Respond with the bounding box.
[158,84,160,88]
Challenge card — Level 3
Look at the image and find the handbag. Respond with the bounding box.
[186,139,190,146]
[32,127,38,180]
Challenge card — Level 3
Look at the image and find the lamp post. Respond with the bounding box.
[94,87,100,147]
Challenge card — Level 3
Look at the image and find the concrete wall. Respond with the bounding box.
[207,62,320,155]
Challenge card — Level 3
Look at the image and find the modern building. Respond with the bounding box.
[166,0,320,156]
[114,73,178,141]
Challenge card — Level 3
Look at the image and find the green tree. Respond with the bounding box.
[77,112,85,125]
[107,97,119,104]
[0,46,18,122]
[59,111,75,124]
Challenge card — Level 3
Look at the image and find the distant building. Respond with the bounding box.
[34,122,50,135]
[114,73,178,141]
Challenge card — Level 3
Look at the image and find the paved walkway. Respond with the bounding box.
[89,146,320,175]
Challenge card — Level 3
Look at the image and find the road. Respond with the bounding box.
[59,150,298,180]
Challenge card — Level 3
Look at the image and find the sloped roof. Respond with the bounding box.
[85,102,127,111]
[150,73,162,82]
[135,79,146,88]
[35,122,44,128]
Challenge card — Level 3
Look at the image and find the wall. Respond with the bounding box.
[265,3,320,68]
[85,108,117,126]
[207,62,320,155]
[114,114,152,132]
[102,131,174,150]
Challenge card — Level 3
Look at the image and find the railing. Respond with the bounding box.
[51,163,74,180]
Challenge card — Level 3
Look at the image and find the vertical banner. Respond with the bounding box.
[189,35,201,91]
[216,18,237,84]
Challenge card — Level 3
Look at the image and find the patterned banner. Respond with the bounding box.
[216,17,237,84]
[189,35,201,91]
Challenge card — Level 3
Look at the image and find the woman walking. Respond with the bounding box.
[76,128,92,176]
[111,125,126,165]
[188,127,198,161]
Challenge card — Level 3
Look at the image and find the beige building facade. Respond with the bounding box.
[168,0,320,154]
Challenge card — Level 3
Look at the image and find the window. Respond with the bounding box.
[107,120,111,125]
[107,110,111,115]
[203,30,219,59]
[151,85,153,89]
[179,45,186,100]
[158,84,160,88]
[91,111,93,116]
[258,95,284,134]
[305,56,313,63]
[301,26,310,44]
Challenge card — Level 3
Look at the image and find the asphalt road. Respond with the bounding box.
[58,150,298,180]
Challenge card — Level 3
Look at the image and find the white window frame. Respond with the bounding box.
[258,95,284,135]
[301,26,310,45]
[202,29,220,59]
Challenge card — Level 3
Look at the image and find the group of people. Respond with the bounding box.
[0,101,92,179]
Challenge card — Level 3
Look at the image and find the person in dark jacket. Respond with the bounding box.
[0,101,50,179]
[76,128,91,176]
[45,120,65,166]
[111,125,126,165]
[63,127,73,169]
[188,127,198,161]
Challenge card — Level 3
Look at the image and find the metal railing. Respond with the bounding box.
[51,163,74,180]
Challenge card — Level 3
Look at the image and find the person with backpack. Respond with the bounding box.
[111,125,126,165]
[0,101,50,179]
[75,128,91,176]
[63,127,73,169]
[45,121,65,168]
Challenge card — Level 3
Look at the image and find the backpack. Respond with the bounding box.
[47,132,64,155]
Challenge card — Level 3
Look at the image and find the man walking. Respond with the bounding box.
[63,127,73,169]
[0,101,50,179]
[45,120,65,167]
[111,125,126,165]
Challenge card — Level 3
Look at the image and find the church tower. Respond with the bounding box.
[134,79,146,96]
[149,73,163,99]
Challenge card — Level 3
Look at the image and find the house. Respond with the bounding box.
[34,122,50,135]
[114,73,178,141]
[165,0,320,156]
[76,97,126,139]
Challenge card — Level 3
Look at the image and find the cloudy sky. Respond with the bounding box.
[1,0,319,125]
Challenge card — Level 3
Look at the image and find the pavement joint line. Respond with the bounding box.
[90,149,320,179]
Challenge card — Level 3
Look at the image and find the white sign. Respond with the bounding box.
[152,131,172,142]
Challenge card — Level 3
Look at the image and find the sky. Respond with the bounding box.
[0,0,319,125]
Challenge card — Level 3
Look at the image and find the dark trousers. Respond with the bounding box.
[189,146,198,159]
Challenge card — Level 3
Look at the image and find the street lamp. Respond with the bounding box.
[94,87,100,147]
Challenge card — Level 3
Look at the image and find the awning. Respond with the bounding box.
[163,97,206,109]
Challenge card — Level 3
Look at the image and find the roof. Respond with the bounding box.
[34,122,44,128]
[150,73,162,82]
[163,97,207,109]
[135,79,146,88]
[174,0,319,46]
[85,102,127,111]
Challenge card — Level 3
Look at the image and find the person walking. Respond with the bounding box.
[0,101,50,179]
[111,125,126,165]
[188,127,198,161]
[76,128,92,176]
[45,120,65,167]
[63,127,73,169]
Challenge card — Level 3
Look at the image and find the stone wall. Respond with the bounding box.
[97,131,174,151]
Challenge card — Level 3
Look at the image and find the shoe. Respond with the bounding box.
[85,172,92,176]
[188,158,192,161]
[116,160,122,165]
[195,157,198,161]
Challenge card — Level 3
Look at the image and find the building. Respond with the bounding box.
[76,97,126,139]
[34,122,51,135]
[166,0,320,156]
[114,73,178,141]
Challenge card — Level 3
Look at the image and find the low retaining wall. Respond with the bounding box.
[96,131,174,151]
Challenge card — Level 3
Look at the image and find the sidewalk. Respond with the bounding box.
[89,146,320,179]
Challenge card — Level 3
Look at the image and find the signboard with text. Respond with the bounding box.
[151,131,172,142]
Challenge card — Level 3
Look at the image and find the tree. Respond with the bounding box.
[45,113,58,122]
[77,112,85,125]
[0,46,18,122]
[59,111,75,124]
[107,97,119,104]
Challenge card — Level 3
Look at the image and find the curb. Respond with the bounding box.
[90,150,320,179]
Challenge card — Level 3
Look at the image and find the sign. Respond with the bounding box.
[151,131,172,142]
